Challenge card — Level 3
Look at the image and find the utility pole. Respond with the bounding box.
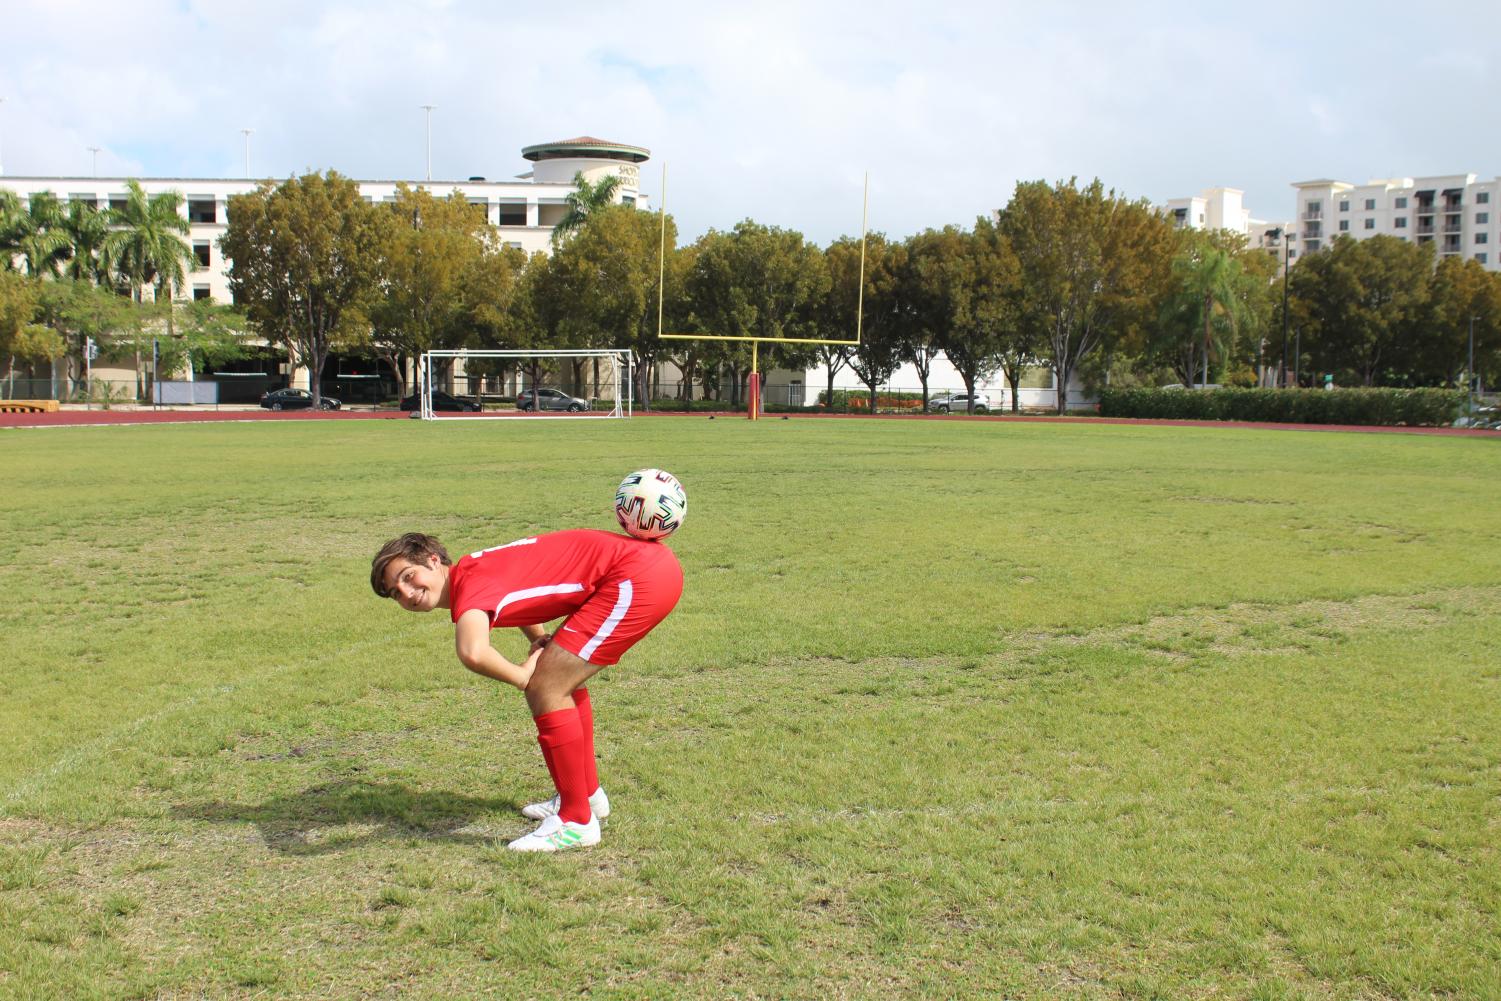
[88,146,101,177]
[241,129,253,177]
[421,105,435,182]
[1469,314,1479,420]
[1279,229,1291,387]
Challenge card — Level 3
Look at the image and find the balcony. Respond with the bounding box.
[1416,223,1435,235]
[1443,221,1463,233]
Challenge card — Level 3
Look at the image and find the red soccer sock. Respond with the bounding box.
[532,706,592,825]
[572,687,600,796]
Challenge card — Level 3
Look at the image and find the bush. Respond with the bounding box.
[1098,387,1466,427]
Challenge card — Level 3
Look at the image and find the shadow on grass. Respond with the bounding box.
[174,779,519,855]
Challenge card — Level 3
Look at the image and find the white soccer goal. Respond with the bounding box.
[416,349,633,420]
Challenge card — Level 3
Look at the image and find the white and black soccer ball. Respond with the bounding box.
[615,468,687,541]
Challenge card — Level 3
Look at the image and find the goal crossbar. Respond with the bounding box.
[417,349,633,420]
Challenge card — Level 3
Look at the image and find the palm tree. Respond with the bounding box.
[101,180,193,397]
[8,191,72,278]
[1165,240,1248,387]
[551,171,623,244]
[0,190,26,269]
[63,200,111,284]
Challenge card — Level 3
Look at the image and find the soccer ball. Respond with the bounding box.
[615,469,687,541]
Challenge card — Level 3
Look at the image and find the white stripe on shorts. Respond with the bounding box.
[579,579,633,662]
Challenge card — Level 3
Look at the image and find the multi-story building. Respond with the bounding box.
[1162,186,1295,270]
[0,135,651,303]
[1291,174,1499,269]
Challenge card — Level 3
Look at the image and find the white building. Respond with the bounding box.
[0,135,651,304]
[1162,186,1295,271]
[1292,174,1499,269]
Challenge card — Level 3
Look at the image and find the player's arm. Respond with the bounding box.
[454,609,539,691]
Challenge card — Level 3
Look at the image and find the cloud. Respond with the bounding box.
[2,0,1497,241]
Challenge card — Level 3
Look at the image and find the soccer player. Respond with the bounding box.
[370,529,683,852]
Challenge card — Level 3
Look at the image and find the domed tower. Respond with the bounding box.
[521,136,650,212]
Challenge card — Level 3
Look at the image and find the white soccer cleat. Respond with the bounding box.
[521,787,610,822]
[506,812,601,853]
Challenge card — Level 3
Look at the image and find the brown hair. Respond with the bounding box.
[371,533,452,597]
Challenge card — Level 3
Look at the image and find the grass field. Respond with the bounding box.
[2,417,1499,1000]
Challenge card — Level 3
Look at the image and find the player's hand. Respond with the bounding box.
[529,633,552,654]
[518,646,543,690]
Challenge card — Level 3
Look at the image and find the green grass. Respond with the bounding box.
[2,417,1499,999]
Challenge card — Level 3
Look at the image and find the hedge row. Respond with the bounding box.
[1099,387,1466,426]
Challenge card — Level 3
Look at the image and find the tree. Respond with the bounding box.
[552,171,624,245]
[542,204,678,407]
[1153,229,1257,388]
[0,270,39,360]
[1001,178,1175,413]
[32,278,141,396]
[836,233,908,412]
[686,221,828,406]
[102,180,194,398]
[1289,235,1432,386]
[1418,256,1501,388]
[902,227,961,409]
[221,171,382,407]
[963,218,1029,412]
[9,191,71,279]
[63,200,111,284]
[368,184,494,398]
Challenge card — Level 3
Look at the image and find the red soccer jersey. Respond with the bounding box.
[448,529,662,628]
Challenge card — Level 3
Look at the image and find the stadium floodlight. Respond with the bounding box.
[416,348,633,421]
[655,163,868,419]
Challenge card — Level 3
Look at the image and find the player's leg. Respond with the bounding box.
[509,642,604,852]
[521,685,609,822]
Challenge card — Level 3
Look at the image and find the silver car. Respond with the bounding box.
[927,391,990,414]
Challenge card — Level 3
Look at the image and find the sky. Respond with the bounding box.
[2,0,1498,244]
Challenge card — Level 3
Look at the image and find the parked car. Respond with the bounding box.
[927,391,990,414]
[259,388,341,411]
[515,388,591,412]
[398,390,483,412]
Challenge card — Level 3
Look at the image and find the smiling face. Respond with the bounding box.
[382,554,449,613]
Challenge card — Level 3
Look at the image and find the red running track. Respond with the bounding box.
[1,407,1497,437]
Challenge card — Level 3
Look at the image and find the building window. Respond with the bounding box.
[69,195,99,210]
[192,286,211,301]
[1339,200,1349,212]
[497,204,526,227]
[1478,253,1489,264]
[1305,201,1321,218]
[1395,217,1408,229]
[109,196,127,212]
[1364,198,1376,210]
[1339,220,1349,232]
[1288,250,1297,259]
[1478,233,1489,245]
[1478,213,1489,225]
[187,199,217,224]
[622,196,635,208]
[193,242,211,270]
[1477,192,1490,204]
[1395,196,1408,209]
[1364,219,1375,230]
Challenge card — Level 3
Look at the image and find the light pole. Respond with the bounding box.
[1469,314,1479,420]
[241,129,253,177]
[88,146,100,177]
[420,105,435,182]
[1279,228,1291,387]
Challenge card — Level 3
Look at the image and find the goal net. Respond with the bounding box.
[416,349,633,420]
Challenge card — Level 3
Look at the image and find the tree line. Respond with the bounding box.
[6,172,1499,411]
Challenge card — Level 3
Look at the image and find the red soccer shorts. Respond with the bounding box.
[550,544,683,666]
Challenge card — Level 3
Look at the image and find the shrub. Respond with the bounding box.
[1098,387,1465,427]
